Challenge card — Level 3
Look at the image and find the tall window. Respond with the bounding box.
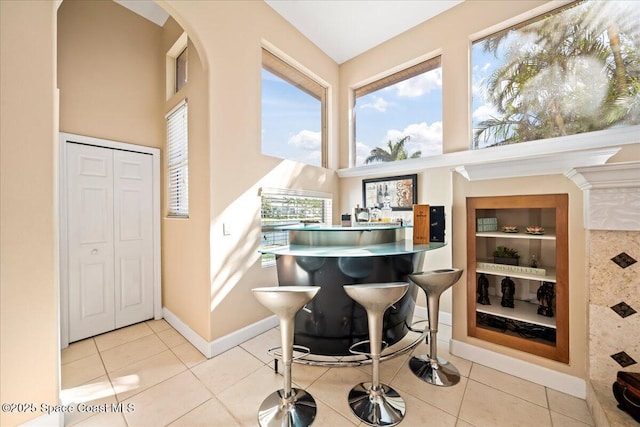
[175,47,188,93]
[354,57,442,167]
[166,100,188,217]
[472,0,640,149]
[261,48,327,168]
[260,188,332,267]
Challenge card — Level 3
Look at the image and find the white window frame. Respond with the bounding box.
[470,0,640,149]
[166,99,188,218]
[166,32,188,99]
[261,46,328,168]
[260,187,333,267]
[352,56,442,168]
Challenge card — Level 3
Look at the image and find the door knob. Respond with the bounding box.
[91,249,98,255]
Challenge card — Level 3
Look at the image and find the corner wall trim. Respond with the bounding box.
[162,308,278,359]
[450,339,586,398]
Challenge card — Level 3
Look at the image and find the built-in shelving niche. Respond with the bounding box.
[466,194,569,363]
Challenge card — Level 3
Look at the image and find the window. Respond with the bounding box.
[166,100,188,217]
[354,57,442,167]
[261,48,327,168]
[166,32,188,99]
[260,188,332,267]
[472,0,640,149]
[175,47,188,93]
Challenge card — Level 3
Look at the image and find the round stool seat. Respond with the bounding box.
[252,286,320,427]
[343,282,409,426]
[408,268,463,297]
[252,286,320,318]
[408,269,463,387]
[343,282,409,313]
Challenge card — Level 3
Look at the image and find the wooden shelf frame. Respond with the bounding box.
[466,194,569,363]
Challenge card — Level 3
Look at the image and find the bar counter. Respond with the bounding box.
[261,224,445,356]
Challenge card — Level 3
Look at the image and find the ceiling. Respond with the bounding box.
[264,1,463,64]
[116,0,463,64]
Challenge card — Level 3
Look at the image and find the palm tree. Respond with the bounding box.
[473,1,640,148]
[364,136,422,164]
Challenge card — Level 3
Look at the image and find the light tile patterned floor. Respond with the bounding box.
[61,319,595,426]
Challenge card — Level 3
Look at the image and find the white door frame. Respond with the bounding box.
[59,132,161,348]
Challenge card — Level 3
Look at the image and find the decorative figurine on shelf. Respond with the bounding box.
[500,276,515,308]
[477,274,491,305]
[537,281,555,317]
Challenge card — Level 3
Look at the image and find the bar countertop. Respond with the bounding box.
[260,241,445,257]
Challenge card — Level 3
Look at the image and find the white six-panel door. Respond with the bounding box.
[67,142,153,342]
[113,149,154,329]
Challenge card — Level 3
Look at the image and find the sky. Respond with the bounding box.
[261,0,640,167]
[261,69,322,166]
[261,55,498,167]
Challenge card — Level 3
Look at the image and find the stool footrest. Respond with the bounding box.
[268,345,311,361]
[406,318,428,334]
[348,339,389,357]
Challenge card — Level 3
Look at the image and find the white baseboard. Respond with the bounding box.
[19,412,62,427]
[450,338,586,398]
[162,305,448,360]
[162,307,277,359]
[209,314,279,358]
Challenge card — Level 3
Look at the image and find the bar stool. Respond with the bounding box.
[343,282,409,427]
[408,269,463,387]
[252,286,321,427]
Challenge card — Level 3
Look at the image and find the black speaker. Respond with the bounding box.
[429,206,445,242]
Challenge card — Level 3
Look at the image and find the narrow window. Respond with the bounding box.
[354,57,442,167]
[166,100,188,217]
[472,0,640,149]
[260,188,332,267]
[166,32,187,99]
[175,47,188,93]
[261,48,327,168]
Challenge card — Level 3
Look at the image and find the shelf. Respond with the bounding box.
[476,228,556,240]
[476,299,556,329]
[476,262,556,283]
[466,194,569,363]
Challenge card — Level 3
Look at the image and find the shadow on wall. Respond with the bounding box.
[209,160,329,312]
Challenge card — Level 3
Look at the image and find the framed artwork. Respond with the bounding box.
[362,174,417,211]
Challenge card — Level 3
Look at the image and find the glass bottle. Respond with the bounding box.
[381,200,392,222]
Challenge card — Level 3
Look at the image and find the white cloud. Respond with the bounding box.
[359,96,389,112]
[355,141,373,166]
[472,103,499,122]
[288,129,321,151]
[384,122,443,157]
[395,69,442,97]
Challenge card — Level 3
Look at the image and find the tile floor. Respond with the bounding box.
[61,319,595,426]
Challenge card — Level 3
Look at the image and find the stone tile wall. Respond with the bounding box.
[588,230,639,382]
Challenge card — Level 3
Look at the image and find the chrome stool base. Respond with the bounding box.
[408,269,464,388]
[258,388,317,427]
[348,382,405,427]
[408,355,460,387]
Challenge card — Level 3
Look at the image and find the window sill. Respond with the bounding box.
[336,126,639,181]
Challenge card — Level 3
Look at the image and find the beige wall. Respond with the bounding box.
[0,1,59,425]
[1,2,638,423]
[161,17,212,340]
[160,0,340,340]
[58,0,164,148]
